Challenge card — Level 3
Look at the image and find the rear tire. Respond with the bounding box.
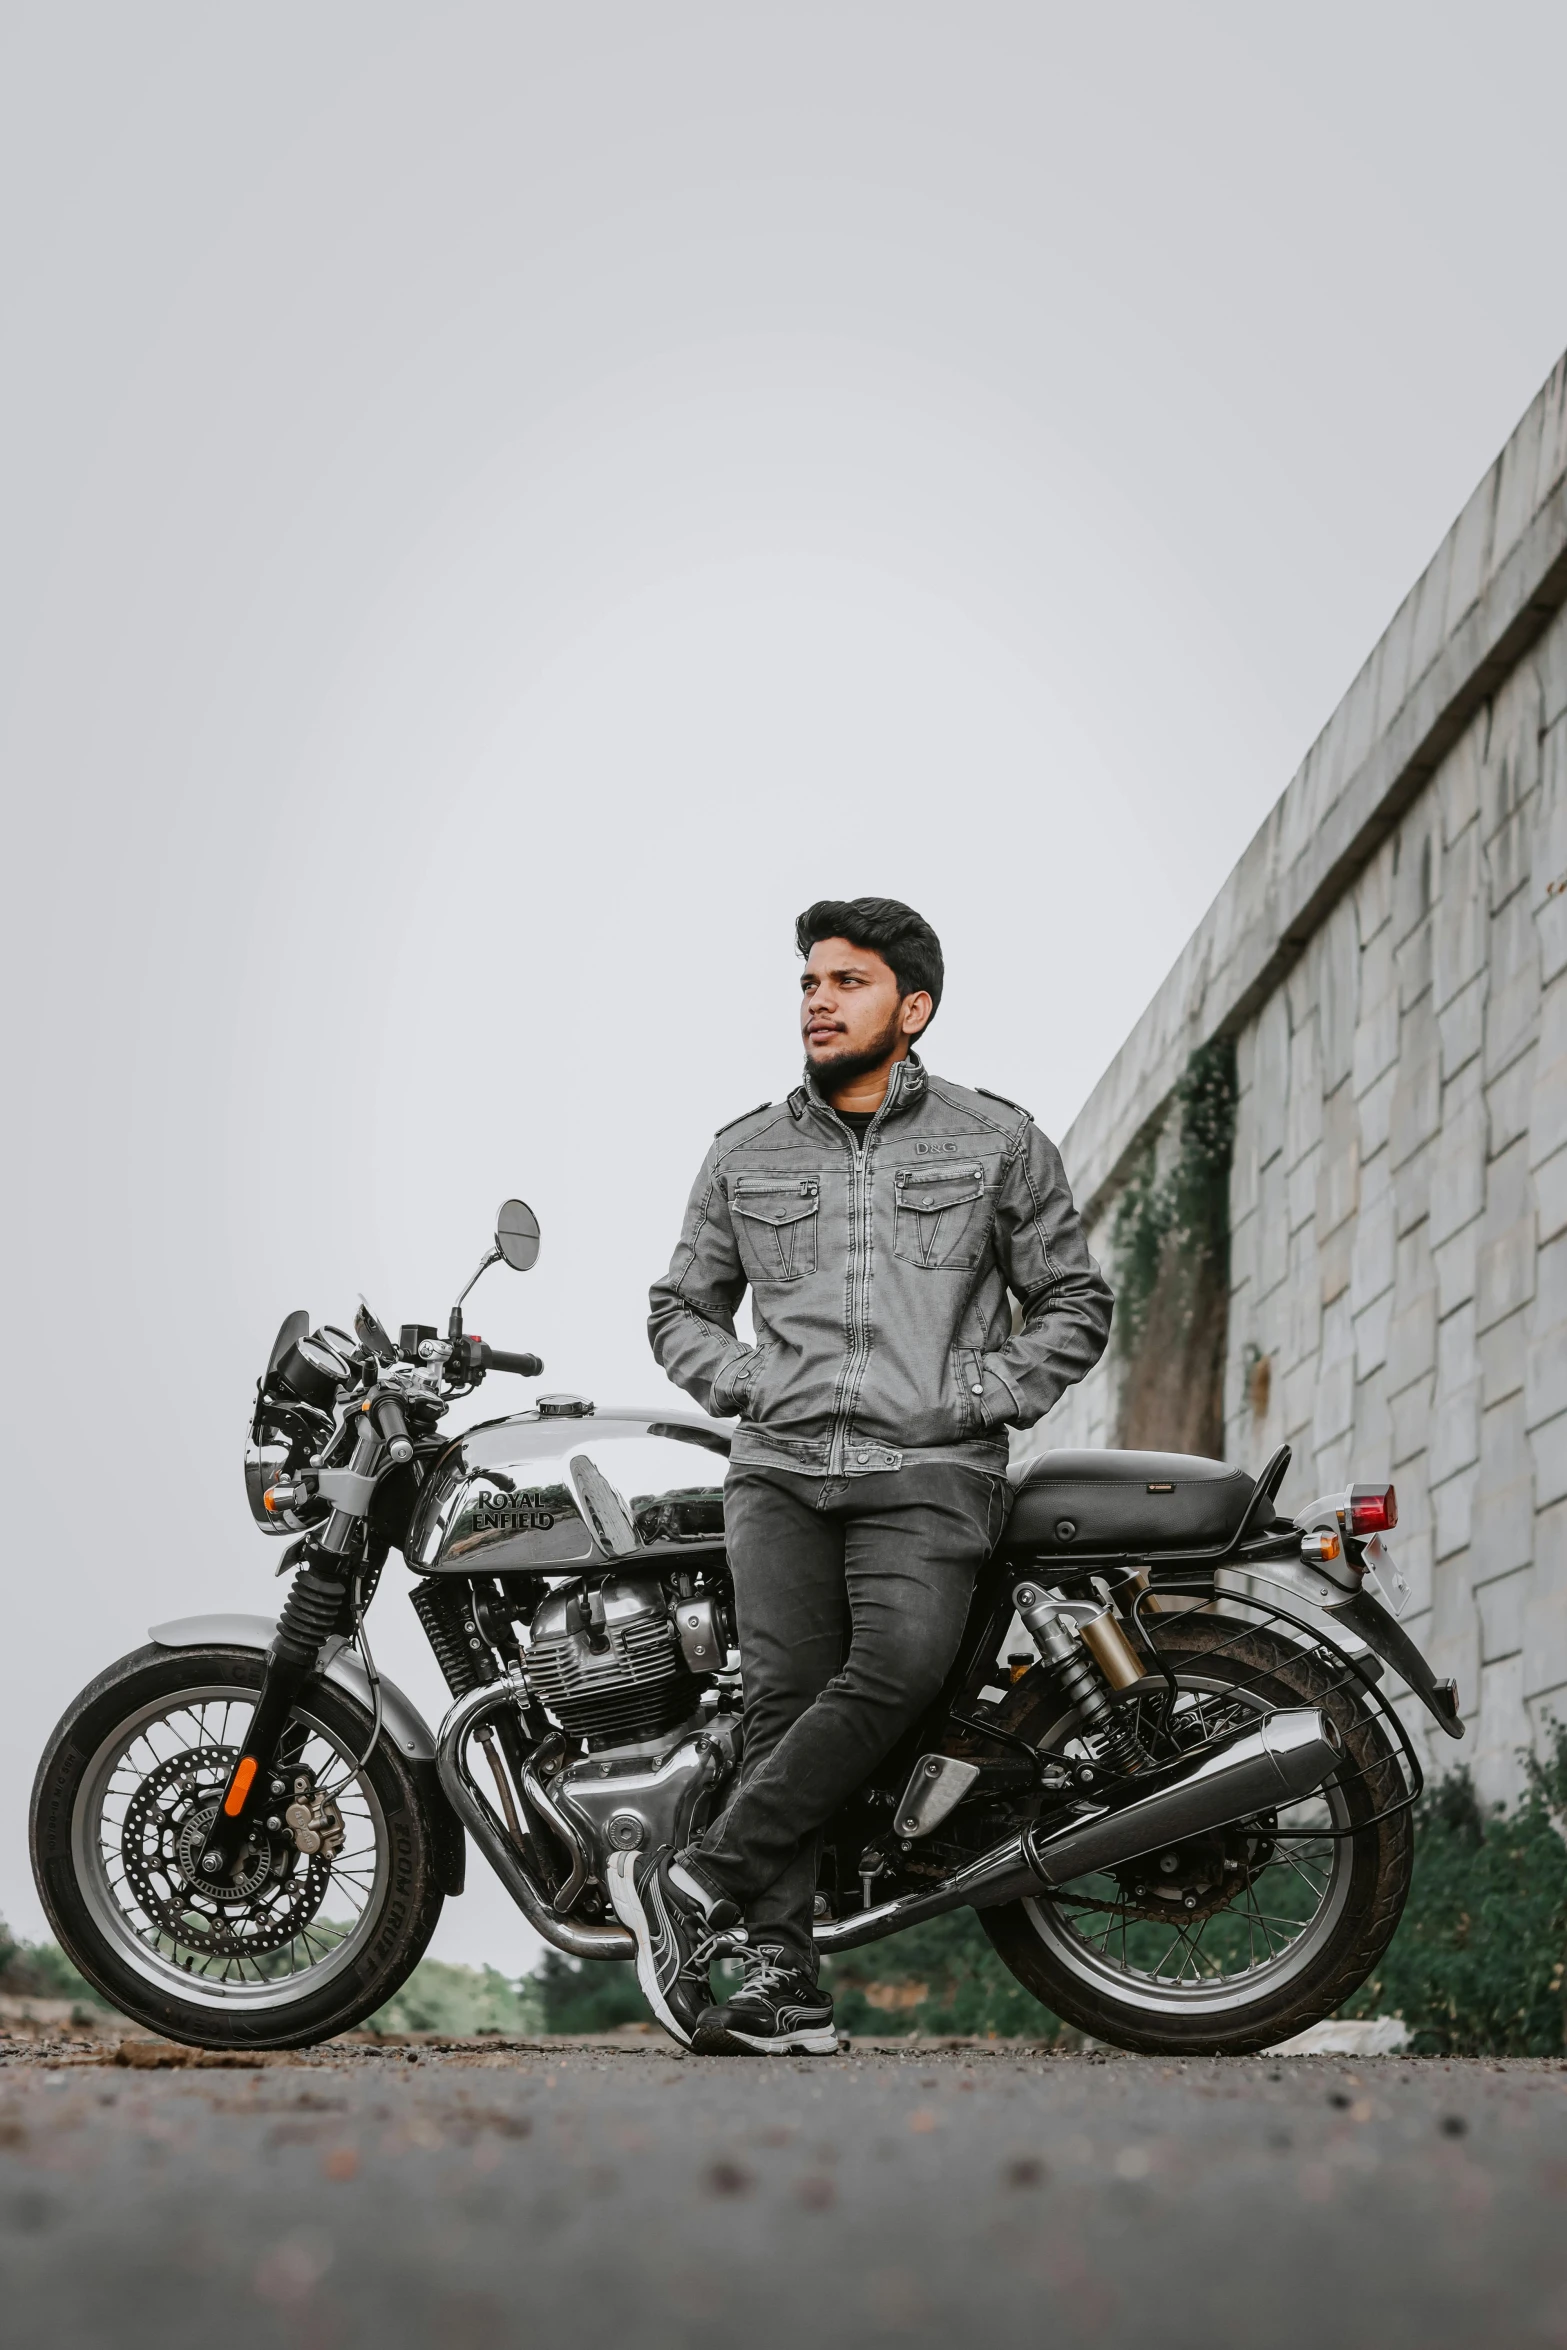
[31,1645,446,2050]
[980,1612,1413,2056]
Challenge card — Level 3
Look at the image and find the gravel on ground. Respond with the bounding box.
[1,2022,1562,2350]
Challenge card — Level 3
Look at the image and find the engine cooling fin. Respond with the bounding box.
[524,1610,695,1745]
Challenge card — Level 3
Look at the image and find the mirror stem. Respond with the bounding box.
[449,1246,503,1340]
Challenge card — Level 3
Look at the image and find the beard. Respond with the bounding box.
[804,1007,908,1092]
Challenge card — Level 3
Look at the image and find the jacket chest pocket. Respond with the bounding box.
[731,1176,821,1285]
[893,1163,988,1270]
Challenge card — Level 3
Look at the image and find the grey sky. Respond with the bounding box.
[5,3,1566,1966]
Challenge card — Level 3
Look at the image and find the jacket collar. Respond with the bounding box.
[791,1051,929,1129]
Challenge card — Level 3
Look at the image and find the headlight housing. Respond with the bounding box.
[245,1318,352,1535]
[244,1412,331,1535]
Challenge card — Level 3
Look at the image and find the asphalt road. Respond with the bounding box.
[2,2032,1563,2350]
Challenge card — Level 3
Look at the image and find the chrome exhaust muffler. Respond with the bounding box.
[1025,1705,1340,1886]
[813,1707,1339,1954]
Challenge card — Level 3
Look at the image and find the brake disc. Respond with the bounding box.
[120,1745,337,1960]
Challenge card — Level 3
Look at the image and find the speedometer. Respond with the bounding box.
[273,1333,352,1411]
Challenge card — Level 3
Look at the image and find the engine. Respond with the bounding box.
[522,1574,707,1746]
[520,1572,740,1861]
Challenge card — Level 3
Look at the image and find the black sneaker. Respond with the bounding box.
[690,1944,837,2056]
[606,1846,735,2047]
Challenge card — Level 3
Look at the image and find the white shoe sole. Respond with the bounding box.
[696,2022,839,2056]
[606,1850,693,2048]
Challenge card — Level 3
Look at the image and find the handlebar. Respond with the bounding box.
[368,1392,414,1464]
[478,1345,544,1378]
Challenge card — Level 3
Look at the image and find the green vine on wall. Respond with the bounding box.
[1110,1036,1238,1454]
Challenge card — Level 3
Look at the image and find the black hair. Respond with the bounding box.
[794,897,945,1029]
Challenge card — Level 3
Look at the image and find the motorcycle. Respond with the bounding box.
[30,1201,1463,2055]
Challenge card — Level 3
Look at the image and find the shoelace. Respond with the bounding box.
[680,1926,750,1978]
[737,1948,796,1996]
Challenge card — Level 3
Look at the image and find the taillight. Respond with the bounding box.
[1348,1483,1397,1536]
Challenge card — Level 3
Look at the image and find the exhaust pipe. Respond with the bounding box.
[813,1707,1339,1955]
[1025,1706,1339,1886]
[436,1681,636,1962]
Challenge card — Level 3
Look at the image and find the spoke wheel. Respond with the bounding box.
[979,1612,1413,2056]
[32,1645,447,2049]
[78,1688,387,2009]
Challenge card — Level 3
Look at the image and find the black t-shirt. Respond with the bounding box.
[839,1110,876,1146]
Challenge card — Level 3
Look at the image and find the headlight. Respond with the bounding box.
[244,1412,331,1536]
[247,1317,353,1534]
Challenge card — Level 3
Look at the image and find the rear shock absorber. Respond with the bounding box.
[1012,1584,1151,1774]
[410,1578,502,1700]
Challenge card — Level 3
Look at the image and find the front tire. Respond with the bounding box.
[980,1612,1414,2056]
[31,1645,446,2050]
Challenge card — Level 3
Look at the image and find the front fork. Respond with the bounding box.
[197,1421,381,1882]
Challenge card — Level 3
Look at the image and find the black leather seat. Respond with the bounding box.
[1000,1449,1256,1561]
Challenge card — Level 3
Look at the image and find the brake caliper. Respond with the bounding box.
[283,1768,345,1861]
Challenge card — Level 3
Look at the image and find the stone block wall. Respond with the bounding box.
[1034,350,1567,1799]
[1227,603,1567,1799]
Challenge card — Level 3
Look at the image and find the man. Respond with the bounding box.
[613,897,1113,2052]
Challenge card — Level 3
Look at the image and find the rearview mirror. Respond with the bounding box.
[496,1198,541,1272]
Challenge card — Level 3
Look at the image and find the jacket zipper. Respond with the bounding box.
[825,1065,901,1474]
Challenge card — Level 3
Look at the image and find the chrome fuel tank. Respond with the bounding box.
[405,1403,731,1576]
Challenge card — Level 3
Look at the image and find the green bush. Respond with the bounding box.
[818,1908,1063,2040]
[366,1959,540,2037]
[1342,1728,1567,2056]
[0,1918,107,2010]
[532,1949,648,2033]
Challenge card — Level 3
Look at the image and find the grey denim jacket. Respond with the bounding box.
[648,1055,1114,1477]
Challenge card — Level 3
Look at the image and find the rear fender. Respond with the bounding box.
[1322,1590,1465,1740]
[147,1613,466,1890]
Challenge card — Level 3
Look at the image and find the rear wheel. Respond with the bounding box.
[31,1645,446,2049]
[980,1612,1413,2056]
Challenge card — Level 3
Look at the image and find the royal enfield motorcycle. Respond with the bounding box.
[31,1201,1464,2054]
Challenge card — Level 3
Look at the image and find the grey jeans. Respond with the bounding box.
[687,1461,1009,1974]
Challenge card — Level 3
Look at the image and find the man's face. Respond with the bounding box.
[799,937,926,1077]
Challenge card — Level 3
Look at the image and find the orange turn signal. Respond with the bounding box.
[223,1756,258,1817]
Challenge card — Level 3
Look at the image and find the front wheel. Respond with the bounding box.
[980,1612,1414,2056]
[31,1645,446,2049]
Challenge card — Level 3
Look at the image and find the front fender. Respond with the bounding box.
[147,1612,466,1892]
[149,1614,436,1759]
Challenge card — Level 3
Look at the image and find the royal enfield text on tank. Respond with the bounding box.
[31,1203,1463,2053]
